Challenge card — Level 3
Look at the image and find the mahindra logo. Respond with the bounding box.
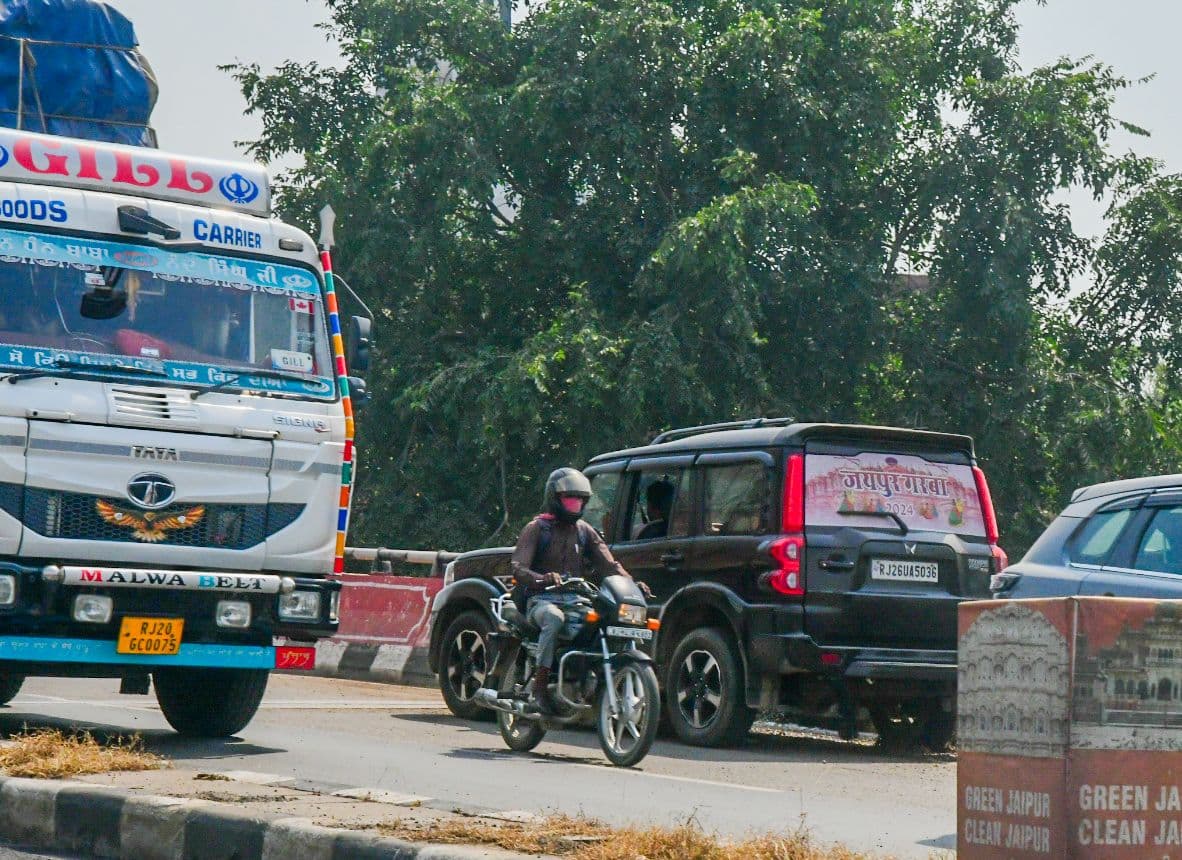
[126,473,176,510]
[905,543,917,556]
[130,445,179,462]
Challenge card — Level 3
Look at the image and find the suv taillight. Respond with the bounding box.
[767,452,806,597]
[972,465,1007,571]
[768,536,805,596]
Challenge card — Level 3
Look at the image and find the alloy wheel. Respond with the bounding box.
[445,629,487,703]
[676,649,722,729]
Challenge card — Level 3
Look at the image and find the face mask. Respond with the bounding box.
[560,496,585,514]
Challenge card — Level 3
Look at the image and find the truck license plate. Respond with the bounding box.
[870,559,939,583]
[117,617,183,655]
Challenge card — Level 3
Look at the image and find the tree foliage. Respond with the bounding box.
[231,0,1182,553]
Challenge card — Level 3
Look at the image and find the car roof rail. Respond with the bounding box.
[650,417,796,445]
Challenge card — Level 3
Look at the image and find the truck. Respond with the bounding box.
[0,3,369,736]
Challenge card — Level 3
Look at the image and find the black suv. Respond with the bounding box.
[429,419,1005,747]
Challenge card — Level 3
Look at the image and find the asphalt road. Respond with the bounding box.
[0,675,956,858]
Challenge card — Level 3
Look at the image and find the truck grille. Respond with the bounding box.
[0,484,303,549]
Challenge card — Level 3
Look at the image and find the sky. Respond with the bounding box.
[114,0,1180,241]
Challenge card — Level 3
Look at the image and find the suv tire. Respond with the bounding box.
[665,627,754,747]
[439,611,494,722]
[0,675,22,706]
[154,667,269,737]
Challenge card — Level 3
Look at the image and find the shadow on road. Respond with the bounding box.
[389,710,954,765]
[0,711,285,760]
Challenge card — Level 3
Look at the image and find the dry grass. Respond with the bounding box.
[0,728,164,779]
[378,815,893,859]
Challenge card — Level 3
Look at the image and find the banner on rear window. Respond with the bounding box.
[804,452,985,537]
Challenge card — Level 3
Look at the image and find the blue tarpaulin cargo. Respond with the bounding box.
[0,0,157,146]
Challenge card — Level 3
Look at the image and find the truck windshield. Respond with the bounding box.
[0,227,334,399]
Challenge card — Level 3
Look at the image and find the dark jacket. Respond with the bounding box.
[510,517,628,597]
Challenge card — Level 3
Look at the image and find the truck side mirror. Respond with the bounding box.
[347,375,370,408]
[348,315,372,373]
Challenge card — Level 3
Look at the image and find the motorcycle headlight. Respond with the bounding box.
[617,604,647,626]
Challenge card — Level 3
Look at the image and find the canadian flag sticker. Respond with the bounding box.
[289,297,314,314]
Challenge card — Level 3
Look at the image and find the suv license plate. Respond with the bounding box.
[870,559,939,583]
[117,616,183,655]
[606,625,653,641]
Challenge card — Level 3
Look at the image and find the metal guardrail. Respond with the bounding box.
[343,546,460,576]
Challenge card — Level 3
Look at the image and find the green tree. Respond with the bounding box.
[232,0,1167,553]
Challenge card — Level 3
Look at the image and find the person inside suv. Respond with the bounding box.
[635,478,674,540]
[510,467,649,713]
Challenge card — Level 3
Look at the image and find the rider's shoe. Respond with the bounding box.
[528,666,560,715]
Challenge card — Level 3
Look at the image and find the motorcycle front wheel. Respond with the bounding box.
[597,661,660,767]
[498,650,546,752]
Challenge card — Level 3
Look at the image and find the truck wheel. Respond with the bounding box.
[665,627,754,747]
[869,702,924,753]
[439,611,494,722]
[0,675,22,706]
[919,703,957,752]
[154,668,269,737]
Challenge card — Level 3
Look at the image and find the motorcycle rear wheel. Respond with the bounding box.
[598,662,660,767]
[498,651,546,752]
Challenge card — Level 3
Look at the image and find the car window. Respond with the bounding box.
[1071,508,1134,566]
[624,469,691,541]
[703,462,771,535]
[584,472,622,538]
[1134,506,1182,574]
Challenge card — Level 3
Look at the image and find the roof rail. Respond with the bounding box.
[650,417,796,446]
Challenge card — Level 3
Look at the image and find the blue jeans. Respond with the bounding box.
[526,593,581,668]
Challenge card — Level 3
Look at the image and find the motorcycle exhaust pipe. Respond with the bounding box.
[474,688,529,717]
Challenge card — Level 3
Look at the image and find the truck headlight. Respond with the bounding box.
[216,600,252,629]
[617,604,646,626]
[443,561,456,587]
[278,590,321,621]
[73,594,112,624]
[0,574,14,605]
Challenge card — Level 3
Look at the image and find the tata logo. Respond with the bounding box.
[130,445,180,462]
[0,145,9,169]
[219,173,260,205]
[113,249,158,268]
[126,473,177,510]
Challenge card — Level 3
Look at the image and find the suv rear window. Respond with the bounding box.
[1070,508,1134,566]
[804,451,985,537]
[703,463,770,535]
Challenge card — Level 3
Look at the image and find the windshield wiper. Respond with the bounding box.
[191,367,331,400]
[837,508,909,535]
[6,358,169,385]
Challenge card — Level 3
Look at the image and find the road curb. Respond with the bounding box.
[0,775,544,859]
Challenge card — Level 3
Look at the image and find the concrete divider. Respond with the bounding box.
[278,547,457,688]
[958,597,1182,859]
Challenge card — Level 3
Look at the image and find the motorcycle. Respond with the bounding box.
[473,575,661,768]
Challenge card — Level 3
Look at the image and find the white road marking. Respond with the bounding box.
[9,696,443,711]
[220,770,296,785]
[330,787,431,806]
[573,762,783,793]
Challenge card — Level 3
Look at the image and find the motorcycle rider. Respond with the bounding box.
[510,467,649,714]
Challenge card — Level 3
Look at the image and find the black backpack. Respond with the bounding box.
[510,517,588,611]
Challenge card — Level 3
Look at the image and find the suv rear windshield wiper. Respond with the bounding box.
[5,358,169,385]
[837,508,909,535]
[191,367,332,400]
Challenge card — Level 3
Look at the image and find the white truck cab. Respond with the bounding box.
[0,128,364,735]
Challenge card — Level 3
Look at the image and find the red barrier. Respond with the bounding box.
[329,572,443,647]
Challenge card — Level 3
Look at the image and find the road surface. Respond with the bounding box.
[0,675,956,857]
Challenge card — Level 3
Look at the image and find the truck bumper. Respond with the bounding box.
[0,637,274,669]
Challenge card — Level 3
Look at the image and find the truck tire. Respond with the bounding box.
[154,667,269,737]
[439,611,495,722]
[664,627,754,747]
[0,675,22,706]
